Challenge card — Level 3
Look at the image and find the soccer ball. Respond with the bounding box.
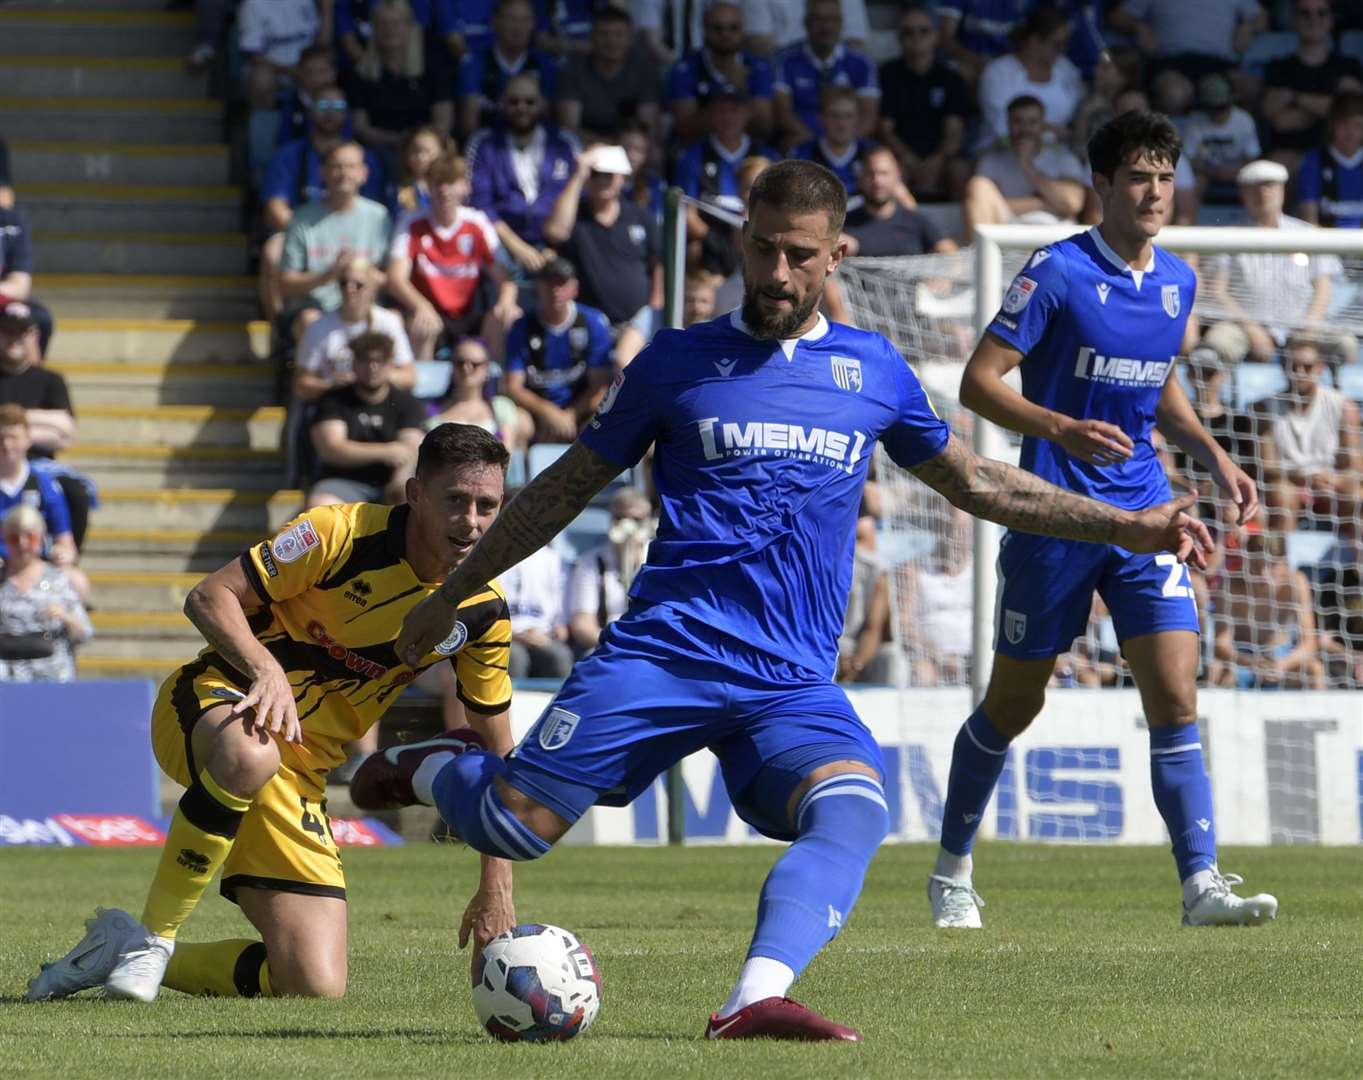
[471,923,602,1042]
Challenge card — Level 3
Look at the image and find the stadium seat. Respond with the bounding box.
[1233,363,1287,408]
[1338,363,1363,403]
[875,524,935,564]
[1287,530,1339,570]
[413,360,453,400]
[553,505,611,562]
[1239,32,1298,76]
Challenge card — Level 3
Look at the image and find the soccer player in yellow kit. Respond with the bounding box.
[26,425,516,1001]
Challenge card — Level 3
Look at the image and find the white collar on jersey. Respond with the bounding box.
[730,308,829,360]
[1088,226,1156,291]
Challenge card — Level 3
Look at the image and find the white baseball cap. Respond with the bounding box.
[583,144,633,176]
[1237,159,1289,186]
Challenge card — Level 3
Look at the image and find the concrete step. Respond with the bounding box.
[77,403,284,449]
[50,319,269,365]
[76,655,182,683]
[35,231,247,276]
[11,142,230,187]
[2,57,207,99]
[0,97,221,146]
[0,7,194,58]
[50,361,274,406]
[35,274,257,322]
[88,611,203,657]
[93,488,301,532]
[86,569,201,611]
[64,443,286,492]
[83,525,265,573]
[21,183,240,235]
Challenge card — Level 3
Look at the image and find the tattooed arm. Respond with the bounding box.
[396,440,624,664]
[909,434,1214,560]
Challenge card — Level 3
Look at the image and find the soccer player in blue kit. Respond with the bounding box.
[927,111,1280,931]
[365,159,1215,1041]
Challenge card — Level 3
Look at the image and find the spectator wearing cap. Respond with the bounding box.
[456,0,558,139]
[0,405,79,580]
[770,0,879,150]
[0,202,53,358]
[0,303,92,555]
[877,5,971,202]
[843,145,956,256]
[465,73,581,276]
[544,144,661,368]
[306,330,426,508]
[261,89,389,323]
[666,2,775,143]
[962,94,1088,241]
[1262,0,1363,174]
[274,44,340,148]
[386,154,520,362]
[350,0,454,160]
[239,0,325,184]
[503,258,613,442]
[555,7,663,143]
[674,89,779,208]
[279,141,393,344]
[1106,0,1265,117]
[1183,74,1261,205]
[1200,159,1340,366]
[975,7,1084,152]
[789,87,878,210]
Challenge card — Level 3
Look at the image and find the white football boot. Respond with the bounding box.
[25,907,147,1001]
[105,932,176,1002]
[928,874,986,929]
[1182,869,1278,927]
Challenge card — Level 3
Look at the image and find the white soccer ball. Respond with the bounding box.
[471,923,602,1042]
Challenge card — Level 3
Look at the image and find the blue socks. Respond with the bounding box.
[430,751,551,862]
[746,775,889,974]
[1149,723,1217,879]
[939,708,1011,856]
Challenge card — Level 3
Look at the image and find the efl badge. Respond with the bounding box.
[433,621,469,656]
[595,370,625,418]
[538,707,581,751]
[1002,275,1037,314]
[1004,609,1027,645]
[1162,284,1180,318]
[831,355,863,392]
[271,519,320,564]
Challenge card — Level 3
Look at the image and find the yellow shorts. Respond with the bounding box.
[152,661,347,903]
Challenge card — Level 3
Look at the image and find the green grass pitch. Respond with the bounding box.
[3,843,1360,1079]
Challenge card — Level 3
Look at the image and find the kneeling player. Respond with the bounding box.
[26,425,516,1002]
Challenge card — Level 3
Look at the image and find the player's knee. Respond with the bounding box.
[981,689,1044,738]
[796,774,890,857]
[1146,695,1198,730]
[207,731,281,796]
[270,957,347,999]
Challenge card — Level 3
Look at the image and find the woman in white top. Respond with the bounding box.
[0,504,92,683]
[424,336,532,451]
[976,7,1084,151]
[292,256,416,402]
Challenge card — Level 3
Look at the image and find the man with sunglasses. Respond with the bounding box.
[456,0,558,138]
[667,1,775,143]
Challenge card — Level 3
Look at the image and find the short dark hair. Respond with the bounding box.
[1006,93,1044,115]
[416,423,510,478]
[324,139,365,165]
[1011,4,1070,47]
[593,6,632,27]
[1087,108,1182,179]
[350,331,395,362]
[0,403,27,429]
[747,158,848,235]
[1329,89,1363,125]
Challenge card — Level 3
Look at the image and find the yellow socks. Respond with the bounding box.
[164,939,273,997]
[141,771,252,939]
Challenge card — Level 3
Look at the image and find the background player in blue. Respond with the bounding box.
[927,110,1279,932]
[372,160,1214,1041]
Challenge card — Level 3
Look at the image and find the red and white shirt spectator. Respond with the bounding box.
[389,205,502,318]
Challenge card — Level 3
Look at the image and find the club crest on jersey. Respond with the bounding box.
[830,355,863,392]
[1004,609,1027,645]
[456,233,473,255]
[568,326,590,350]
[433,621,469,656]
[1002,275,1037,314]
[271,519,319,564]
[538,707,580,751]
[1162,284,1180,318]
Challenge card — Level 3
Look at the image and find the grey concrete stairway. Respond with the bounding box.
[1,0,300,682]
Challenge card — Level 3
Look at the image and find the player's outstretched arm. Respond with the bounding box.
[909,434,1214,566]
[396,441,623,665]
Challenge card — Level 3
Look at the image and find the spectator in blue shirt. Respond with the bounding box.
[674,89,778,206]
[0,135,12,209]
[259,87,389,323]
[456,0,559,137]
[667,1,774,143]
[535,0,595,57]
[503,257,613,442]
[466,73,580,274]
[437,0,502,64]
[0,206,52,358]
[1299,90,1363,229]
[772,0,879,150]
[0,404,77,576]
[789,87,877,209]
[274,44,340,149]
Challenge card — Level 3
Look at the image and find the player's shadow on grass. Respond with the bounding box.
[114,1027,480,1043]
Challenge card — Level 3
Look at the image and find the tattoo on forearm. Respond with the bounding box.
[910,436,1125,543]
[440,441,623,602]
[184,590,262,680]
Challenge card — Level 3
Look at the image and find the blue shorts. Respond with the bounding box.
[995,532,1200,660]
[504,602,884,842]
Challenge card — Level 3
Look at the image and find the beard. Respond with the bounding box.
[740,276,821,339]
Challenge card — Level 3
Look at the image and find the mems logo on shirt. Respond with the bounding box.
[1073,347,1175,388]
[697,417,869,474]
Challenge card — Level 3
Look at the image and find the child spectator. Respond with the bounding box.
[0,503,92,684]
[392,124,457,217]
[683,271,718,326]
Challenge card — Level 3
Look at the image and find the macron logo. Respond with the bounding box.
[714,358,737,377]
[1095,283,1111,305]
[1074,347,1173,387]
[963,813,979,824]
[827,905,843,929]
[1196,818,1211,832]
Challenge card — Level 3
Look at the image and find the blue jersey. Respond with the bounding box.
[666,48,774,106]
[673,135,778,205]
[1298,146,1363,229]
[789,137,874,206]
[986,228,1195,511]
[772,42,879,136]
[580,311,949,676]
[0,465,70,562]
[504,301,613,407]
